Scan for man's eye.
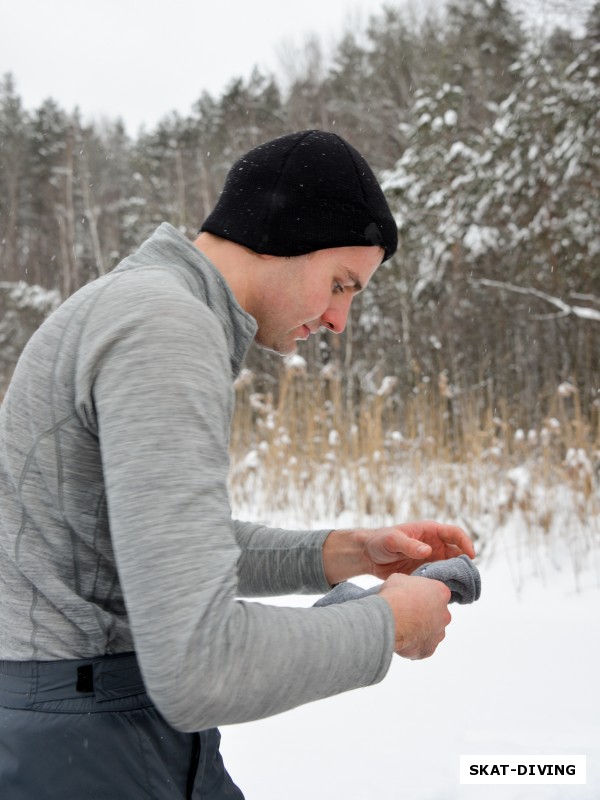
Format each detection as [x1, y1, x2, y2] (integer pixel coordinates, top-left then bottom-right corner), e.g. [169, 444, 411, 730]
[333, 282, 344, 294]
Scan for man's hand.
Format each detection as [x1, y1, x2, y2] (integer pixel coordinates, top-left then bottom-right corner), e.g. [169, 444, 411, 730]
[378, 573, 452, 659]
[361, 521, 475, 580]
[323, 520, 475, 586]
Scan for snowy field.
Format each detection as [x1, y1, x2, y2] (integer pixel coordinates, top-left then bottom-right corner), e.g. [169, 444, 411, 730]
[220, 506, 600, 800]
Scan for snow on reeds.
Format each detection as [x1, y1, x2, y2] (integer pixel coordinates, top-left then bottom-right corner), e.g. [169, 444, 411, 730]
[230, 361, 600, 589]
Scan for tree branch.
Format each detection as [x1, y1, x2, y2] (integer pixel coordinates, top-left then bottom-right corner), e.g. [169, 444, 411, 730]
[468, 278, 600, 322]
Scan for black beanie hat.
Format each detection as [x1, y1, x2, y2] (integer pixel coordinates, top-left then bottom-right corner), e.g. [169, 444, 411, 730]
[200, 130, 398, 262]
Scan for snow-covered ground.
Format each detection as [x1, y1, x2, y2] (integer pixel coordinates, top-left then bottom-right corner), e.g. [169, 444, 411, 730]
[220, 509, 600, 799]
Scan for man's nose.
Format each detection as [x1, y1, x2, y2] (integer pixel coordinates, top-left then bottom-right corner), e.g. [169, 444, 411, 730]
[320, 296, 352, 334]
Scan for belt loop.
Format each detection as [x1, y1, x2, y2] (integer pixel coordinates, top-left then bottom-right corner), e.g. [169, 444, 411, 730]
[31, 660, 40, 702]
[76, 664, 94, 693]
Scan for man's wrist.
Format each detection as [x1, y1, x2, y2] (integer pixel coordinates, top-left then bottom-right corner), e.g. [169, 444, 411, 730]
[322, 528, 371, 585]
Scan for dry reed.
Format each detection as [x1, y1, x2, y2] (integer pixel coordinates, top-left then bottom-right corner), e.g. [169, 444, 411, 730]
[229, 361, 599, 585]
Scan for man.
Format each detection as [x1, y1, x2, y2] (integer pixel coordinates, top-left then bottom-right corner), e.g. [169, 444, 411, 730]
[0, 130, 474, 798]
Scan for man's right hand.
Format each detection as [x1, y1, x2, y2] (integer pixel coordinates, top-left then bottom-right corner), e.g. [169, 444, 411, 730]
[378, 573, 452, 659]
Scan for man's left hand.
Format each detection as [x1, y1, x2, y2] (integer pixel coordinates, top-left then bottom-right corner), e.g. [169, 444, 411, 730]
[323, 520, 476, 585]
[362, 520, 475, 579]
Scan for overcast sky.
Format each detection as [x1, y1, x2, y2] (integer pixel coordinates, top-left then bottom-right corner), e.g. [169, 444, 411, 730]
[1, 0, 428, 135]
[1, 0, 589, 136]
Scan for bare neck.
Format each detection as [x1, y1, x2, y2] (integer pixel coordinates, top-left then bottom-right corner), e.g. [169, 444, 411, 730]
[193, 232, 254, 313]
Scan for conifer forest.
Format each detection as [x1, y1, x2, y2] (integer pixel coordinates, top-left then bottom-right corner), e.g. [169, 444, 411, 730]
[1, 0, 599, 449]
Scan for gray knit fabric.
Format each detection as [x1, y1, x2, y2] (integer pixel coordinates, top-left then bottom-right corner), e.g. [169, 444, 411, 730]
[314, 555, 481, 607]
[0, 223, 396, 733]
[412, 555, 481, 603]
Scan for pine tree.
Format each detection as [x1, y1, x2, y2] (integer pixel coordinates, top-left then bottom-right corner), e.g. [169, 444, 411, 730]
[442, 0, 524, 122]
[0, 74, 29, 281]
[382, 32, 600, 415]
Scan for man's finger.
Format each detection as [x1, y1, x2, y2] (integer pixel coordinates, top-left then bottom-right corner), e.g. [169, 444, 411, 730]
[438, 525, 476, 558]
[385, 532, 431, 558]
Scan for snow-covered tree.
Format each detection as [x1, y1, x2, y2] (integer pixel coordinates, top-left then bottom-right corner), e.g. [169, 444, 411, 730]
[382, 32, 599, 416]
[0, 74, 29, 280]
[0, 282, 60, 394]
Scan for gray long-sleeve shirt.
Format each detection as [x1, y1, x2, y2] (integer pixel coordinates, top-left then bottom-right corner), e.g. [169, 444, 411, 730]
[0, 223, 395, 732]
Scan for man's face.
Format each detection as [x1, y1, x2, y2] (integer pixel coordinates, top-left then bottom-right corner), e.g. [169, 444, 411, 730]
[248, 245, 384, 355]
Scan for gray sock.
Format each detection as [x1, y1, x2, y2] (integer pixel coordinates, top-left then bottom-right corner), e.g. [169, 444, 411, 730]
[314, 555, 481, 607]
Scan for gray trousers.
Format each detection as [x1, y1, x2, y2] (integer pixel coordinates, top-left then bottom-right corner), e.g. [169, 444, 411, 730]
[0, 652, 244, 800]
